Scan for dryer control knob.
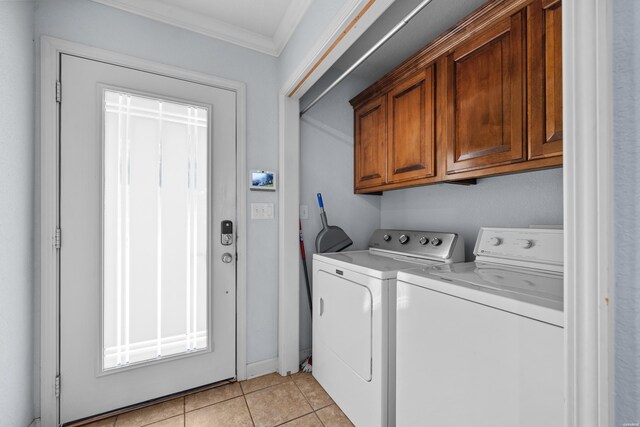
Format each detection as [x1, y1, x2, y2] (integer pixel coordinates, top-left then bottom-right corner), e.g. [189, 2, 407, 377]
[431, 238, 442, 246]
[517, 239, 533, 249]
[488, 237, 502, 246]
[419, 236, 428, 245]
[399, 234, 410, 244]
[383, 234, 391, 242]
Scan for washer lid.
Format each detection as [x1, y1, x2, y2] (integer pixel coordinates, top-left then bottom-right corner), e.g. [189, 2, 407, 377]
[397, 262, 563, 326]
[313, 250, 440, 279]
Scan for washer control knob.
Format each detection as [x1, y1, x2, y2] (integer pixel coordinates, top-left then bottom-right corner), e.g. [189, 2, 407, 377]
[488, 237, 502, 246]
[419, 236, 428, 245]
[398, 234, 410, 245]
[517, 239, 533, 249]
[431, 238, 442, 246]
[383, 234, 391, 242]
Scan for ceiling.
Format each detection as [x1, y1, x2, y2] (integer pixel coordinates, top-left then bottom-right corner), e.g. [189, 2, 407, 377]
[91, 0, 311, 56]
[332, 0, 488, 83]
[92, 0, 490, 79]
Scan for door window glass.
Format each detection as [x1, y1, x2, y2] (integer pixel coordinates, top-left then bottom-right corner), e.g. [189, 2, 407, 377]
[102, 90, 209, 370]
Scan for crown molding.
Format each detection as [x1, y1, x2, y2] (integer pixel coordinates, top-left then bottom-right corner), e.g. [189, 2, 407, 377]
[273, 0, 312, 56]
[91, 0, 311, 56]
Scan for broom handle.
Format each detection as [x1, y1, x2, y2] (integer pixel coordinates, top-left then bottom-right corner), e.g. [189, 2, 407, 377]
[317, 193, 329, 228]
[299, 220, 313, 314]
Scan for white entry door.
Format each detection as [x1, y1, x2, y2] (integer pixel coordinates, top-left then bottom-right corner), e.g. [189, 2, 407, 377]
[59, 54, 237, 423]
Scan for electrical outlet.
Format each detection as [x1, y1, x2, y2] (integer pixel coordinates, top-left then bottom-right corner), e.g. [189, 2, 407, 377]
[300, 205, 309, 220]
[251, 203, 274, 220]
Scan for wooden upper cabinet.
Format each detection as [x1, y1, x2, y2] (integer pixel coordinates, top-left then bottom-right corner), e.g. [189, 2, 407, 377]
[528, 0, 563, 159]
[387, 66, 436, 183]
[349, 0, 563, 193]
[445, 11, 526, 175]
[354, 95, 387, 190]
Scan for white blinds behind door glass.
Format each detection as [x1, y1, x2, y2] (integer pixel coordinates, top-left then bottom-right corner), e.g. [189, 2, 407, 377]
[102, 90, 209, 370]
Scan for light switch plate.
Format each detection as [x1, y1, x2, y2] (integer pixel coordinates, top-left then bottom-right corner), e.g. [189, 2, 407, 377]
[251, 203, 274, 220]
[300, 205, 309, 220]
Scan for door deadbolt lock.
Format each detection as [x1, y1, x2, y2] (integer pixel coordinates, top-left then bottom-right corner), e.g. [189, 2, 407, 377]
[221, 220, 233, 246]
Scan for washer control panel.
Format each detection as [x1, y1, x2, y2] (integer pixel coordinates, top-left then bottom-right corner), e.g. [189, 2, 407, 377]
[368, 229, 463, 262]
[474, 227, 563, 268]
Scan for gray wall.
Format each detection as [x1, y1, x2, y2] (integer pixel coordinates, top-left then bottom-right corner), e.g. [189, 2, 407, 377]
[34, 0, 280, 366]
[0, 1, 35, 426]
[299, 69, 381, 353]
[613, 0, 640, 423]
[381, 169, 564, 261]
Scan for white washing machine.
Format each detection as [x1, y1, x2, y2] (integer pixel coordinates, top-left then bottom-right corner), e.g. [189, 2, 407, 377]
[312, 229, 464, 427]
[395, 227, 564, 427]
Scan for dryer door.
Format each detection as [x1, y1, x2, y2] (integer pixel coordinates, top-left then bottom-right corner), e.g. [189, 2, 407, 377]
[315, 269, 373, 381]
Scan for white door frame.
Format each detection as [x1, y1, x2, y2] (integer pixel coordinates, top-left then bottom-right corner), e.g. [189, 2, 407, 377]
[278, 0, 615, 425]
[39, 36, 248, 426]
[276, 0, 397, 378]
[562, 0, 614, 426]
[277, 94, 301, 376]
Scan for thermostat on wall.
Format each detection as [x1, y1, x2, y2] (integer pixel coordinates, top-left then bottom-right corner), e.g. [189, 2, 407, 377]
[249, 170, 276, 191]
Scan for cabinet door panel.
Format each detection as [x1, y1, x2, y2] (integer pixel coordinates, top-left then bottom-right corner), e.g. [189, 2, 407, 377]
[446, 12, 526, 174]
[528, 0, 563, 159]
[387, 67, 436, 183]
[354, 96, 387, 189]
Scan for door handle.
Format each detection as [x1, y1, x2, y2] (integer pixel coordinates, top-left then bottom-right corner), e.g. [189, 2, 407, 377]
[221, 253, 233, 263]
[319, 298, 324, 317]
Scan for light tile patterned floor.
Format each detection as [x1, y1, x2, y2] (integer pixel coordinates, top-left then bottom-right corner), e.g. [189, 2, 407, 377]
[77, 373, 354, 427]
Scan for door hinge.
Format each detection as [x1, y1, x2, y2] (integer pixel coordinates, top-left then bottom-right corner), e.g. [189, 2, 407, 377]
[56, 81, 61, 103]
[54, 228, 61, 249]
[54, 375, 60, 398]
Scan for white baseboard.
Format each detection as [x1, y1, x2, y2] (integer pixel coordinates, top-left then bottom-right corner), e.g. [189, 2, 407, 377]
[245, 350, 311, 379]
[246, 357, 279, 379]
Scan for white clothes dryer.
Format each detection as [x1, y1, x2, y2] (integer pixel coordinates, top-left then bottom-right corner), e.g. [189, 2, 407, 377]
[395, 227, 564, 427]
[312, 229, 464, 427]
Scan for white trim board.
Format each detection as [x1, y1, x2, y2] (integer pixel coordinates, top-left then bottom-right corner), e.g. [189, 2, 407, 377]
[89, 0, 312, 57]
[563, 0, 614, 425]
[246, 358, 279, 380]
[301, 115, 353, 145]
[39, 36, 248, 426]
[277, 94, 301, 377]
[276, 0, 396, 381]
